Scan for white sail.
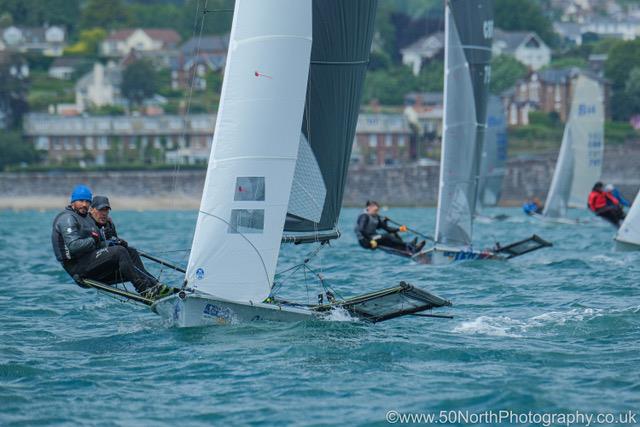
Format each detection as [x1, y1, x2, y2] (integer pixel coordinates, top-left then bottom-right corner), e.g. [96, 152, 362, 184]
[185, 0, 312, 303]
[543, 75, 604, 217]
[615, 191, 640, 247]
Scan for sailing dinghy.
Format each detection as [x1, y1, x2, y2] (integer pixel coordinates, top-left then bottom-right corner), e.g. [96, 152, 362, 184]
[405, 0, 551, 265]
[80, 0, 451, 326]
[475, 95, 509, 223]
[533, 74, 605, 225]
[614, 190, 640, 251]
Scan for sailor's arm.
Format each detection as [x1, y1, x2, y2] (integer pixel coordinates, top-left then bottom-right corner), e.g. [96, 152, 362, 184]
[380, 217, 399, 233]
[355, 214, 369, 240]
[57, 214, 97, 257]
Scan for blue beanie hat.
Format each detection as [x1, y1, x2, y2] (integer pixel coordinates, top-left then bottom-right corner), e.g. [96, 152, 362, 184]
[70, 184, 93, 203]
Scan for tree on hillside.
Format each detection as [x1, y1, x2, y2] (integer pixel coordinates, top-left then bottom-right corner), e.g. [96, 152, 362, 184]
[621, 67, 640, 119]
[0, 0, 81, 31]
[64, 28, 107, 57]
[490, 55, 528, 95]
[0, 131, 40, 170]
[0, 53, 29, 130]
[121, 60, 158, 107]
[80, 0, 130, 31]
[605, 39, 640, 120]
[494, 0, 557, 47]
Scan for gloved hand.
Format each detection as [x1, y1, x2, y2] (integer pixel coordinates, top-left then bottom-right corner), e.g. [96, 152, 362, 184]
[370, 240, 378, 249]
[399, 225, 408, 232]
[117, 238, 128, 248]
[90, 231, 100, 244]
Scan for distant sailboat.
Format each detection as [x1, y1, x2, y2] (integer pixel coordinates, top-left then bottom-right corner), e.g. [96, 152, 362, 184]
[614, 190, 640, 251]
[408, 0, 550, 264]
[475, 95, 509, 222]
[140, 0, 450, 326]
[536, 74, 605, 224]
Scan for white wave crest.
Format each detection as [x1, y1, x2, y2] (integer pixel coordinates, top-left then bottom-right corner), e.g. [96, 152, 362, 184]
[323, 307, 359, 322]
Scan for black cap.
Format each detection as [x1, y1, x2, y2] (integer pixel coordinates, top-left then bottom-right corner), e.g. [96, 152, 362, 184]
[91, 196, 111, 210]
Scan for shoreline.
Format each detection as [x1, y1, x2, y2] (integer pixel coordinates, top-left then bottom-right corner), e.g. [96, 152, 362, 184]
[0, 196, 524, 211]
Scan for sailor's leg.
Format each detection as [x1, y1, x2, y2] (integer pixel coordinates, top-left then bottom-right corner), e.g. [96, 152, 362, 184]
[77, 246, 156, 292]
[126, 247, 154, 278]
[597, 208, 620, 228]
[377, 233, 410, 252]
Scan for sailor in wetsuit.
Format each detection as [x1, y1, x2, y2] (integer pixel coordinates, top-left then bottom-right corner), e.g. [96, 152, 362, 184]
[51, 185, 172, 298]
[89, 195, 156, 288]
[588, 182, 625, 228]
[355, 200, 425, 255]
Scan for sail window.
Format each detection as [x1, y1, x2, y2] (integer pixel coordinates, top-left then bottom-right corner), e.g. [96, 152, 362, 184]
[228, 209, 264, 234]
[234, 177, 265, 201]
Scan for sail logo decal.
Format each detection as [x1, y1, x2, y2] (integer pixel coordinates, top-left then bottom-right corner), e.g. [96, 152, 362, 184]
[203, 303, 233, 321]
[195, 268, 205, 280]
[578, 104, 596, 116]
[254, 71, 272, 79]
[483, 20, 494, 39]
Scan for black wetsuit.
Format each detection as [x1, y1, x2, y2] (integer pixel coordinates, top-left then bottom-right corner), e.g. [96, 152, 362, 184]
[92, 216, 154, 288]
[52, 206, 156, 292]
[355, 213, 410, 253]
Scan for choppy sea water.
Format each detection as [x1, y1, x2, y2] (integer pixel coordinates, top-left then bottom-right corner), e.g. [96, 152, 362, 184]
[1, 207, 638, 426]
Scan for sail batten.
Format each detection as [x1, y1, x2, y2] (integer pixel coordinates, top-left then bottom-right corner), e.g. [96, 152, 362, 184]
[435, 0, 493, 247]
[185, 0, 313, 303]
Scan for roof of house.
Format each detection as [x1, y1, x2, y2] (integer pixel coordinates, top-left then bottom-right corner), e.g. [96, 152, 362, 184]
[181, 35, 230, 54]
[106, 28, 181, 44]
[50, 56, 85, 68]
[1, 26, 66, 44]
[404, 91, 443, 106]
[400, 32, 444, 55]
[493, 29, 548, 52]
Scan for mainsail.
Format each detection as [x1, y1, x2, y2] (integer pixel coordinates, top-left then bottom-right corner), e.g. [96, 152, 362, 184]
[477, 95, 508, 208]
[185, 0, 312, 303]
[543, 75, 604, 218]
[615, 190, 640, 247]
[435, 0, 493, 246]
[284, 0, 378, 234]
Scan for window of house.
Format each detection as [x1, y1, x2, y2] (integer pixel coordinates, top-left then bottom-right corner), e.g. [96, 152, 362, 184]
[368, 134, 377, 148]
[385, 134, 393, 147]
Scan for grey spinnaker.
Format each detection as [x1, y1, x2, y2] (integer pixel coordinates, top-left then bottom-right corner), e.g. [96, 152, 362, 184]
[435, 0, 493, 246]
[284, 0, 377, 233]
[478, 95, 508, 208]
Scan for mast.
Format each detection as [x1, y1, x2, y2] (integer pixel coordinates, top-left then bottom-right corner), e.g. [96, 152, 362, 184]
[185, 0, 312, 303]
[284, 0, 378, 236]
[435, 0, 493, 247]
[543, 74, 604, 217]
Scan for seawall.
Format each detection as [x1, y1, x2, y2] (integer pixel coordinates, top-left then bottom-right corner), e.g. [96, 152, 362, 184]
[1, 144, 638, 210]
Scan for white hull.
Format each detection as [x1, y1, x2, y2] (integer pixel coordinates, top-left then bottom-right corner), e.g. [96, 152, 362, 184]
[152, 291, 317, 327]
[411, 247, 503, 265]
[614, 238, 640, 252]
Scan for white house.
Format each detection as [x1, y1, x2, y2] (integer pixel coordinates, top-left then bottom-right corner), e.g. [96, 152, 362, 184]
[492, 29, 551, 71]
[581, 19, 640, 41]
[1, 26, 66, 56]
[75, 62, 123, 112]
[48, 57, 86, 80]
[400, 32, 444, 76]
[100, 28, 181, 57]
